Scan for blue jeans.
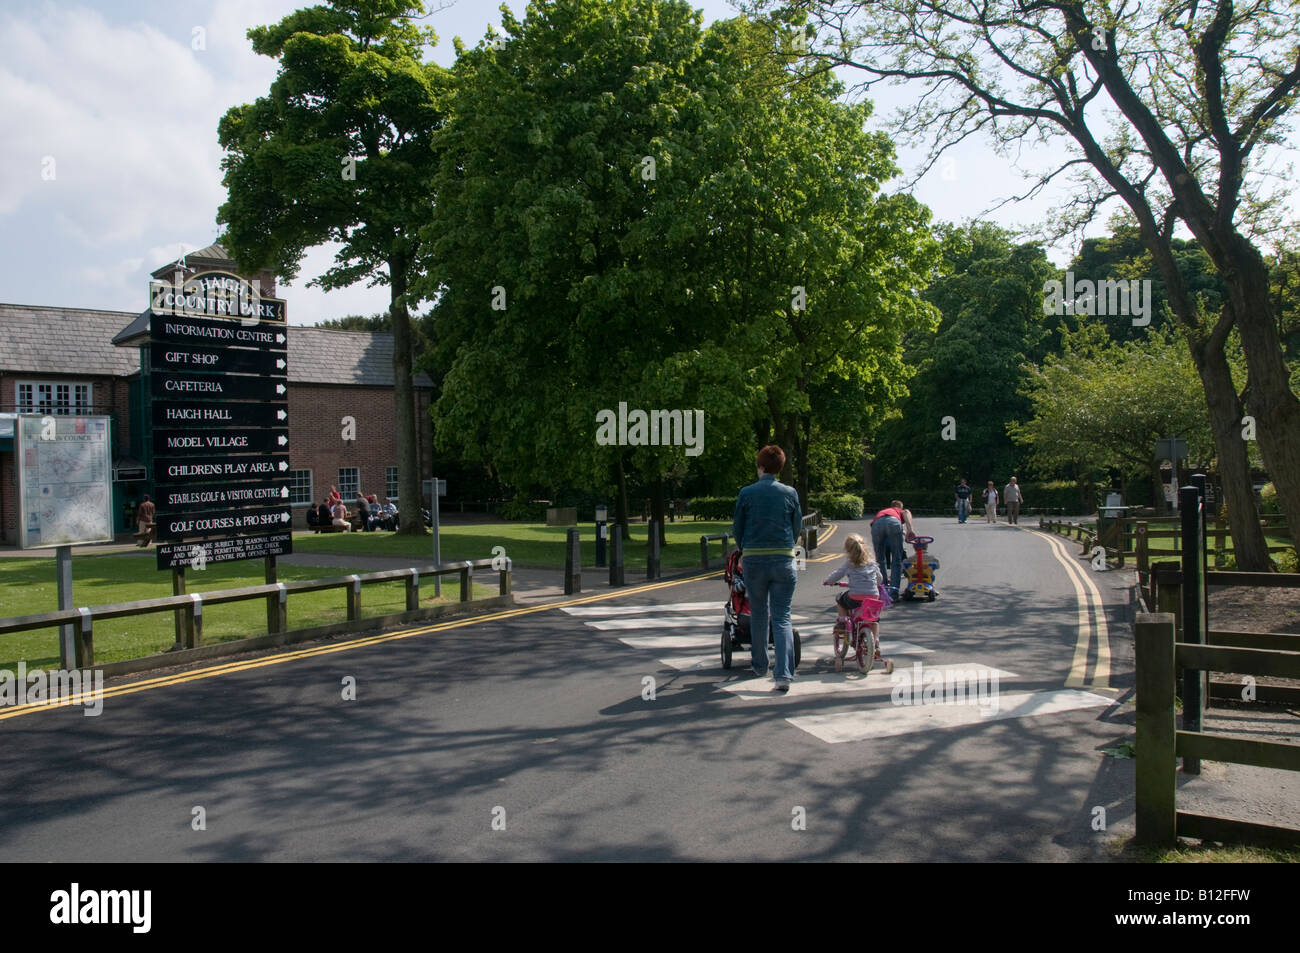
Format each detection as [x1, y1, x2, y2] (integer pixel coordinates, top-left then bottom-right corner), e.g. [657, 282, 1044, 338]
[956, 498, 970, 522]
[743, 555, 797, 681]
[871, 517, 905, 592]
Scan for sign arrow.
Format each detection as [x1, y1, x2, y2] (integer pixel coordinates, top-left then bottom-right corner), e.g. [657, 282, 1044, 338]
[275, 384, 286, 395]
[280, 486, 289, 498]
[277, 409, 287, 421]
[277, 435, 289, 446]
[278, 461, 288, 471]
[276, 333, 286, 344]
[276, 359, 286, 369]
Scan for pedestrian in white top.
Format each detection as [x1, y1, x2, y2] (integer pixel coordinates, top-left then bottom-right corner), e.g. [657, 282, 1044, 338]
[982, 481, 999, 522]
[1003, 477, 1024, 524]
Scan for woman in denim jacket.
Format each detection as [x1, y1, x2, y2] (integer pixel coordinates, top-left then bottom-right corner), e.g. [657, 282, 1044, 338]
[732, 445, 803, 691]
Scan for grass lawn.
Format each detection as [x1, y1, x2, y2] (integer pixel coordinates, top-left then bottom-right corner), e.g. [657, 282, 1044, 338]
[290, 520, 741, 569]
[0, 553, 499, 672]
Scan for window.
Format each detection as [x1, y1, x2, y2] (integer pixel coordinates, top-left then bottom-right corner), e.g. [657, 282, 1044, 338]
[386, 467, 398, 500]
[16, 381, 92, 415]
[337, 467, 360, 499]
[289, 469, 313, 505]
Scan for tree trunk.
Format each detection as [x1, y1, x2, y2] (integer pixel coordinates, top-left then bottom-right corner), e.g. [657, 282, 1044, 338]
[1224, 256, 1300, 557]
[1193, 334, 1271, 570]
[389, 253, 426, 536]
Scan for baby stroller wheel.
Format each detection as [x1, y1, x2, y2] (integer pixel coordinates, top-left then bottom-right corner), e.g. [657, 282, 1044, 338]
[720, 626, 733, 669]
[793, 627, 802, 669]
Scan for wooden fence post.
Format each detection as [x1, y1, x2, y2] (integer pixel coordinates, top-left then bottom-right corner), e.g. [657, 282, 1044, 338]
[264, 556, 278, 634]
[609, 528, 625, 587]
[189, 593, 203, 647]
[346, 575, 361, 621]
[77, 607, 94, 668]
[406, 568, 420, 611]
[1136, 521, 1149, 578]
[460, 562, 472, 602]
[1135, 612, 1177, 845]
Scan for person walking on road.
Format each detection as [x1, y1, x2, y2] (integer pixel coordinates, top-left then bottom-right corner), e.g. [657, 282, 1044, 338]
[732, 445, 803, 692]
[955, 479, 972, 524]
[982, 481, 999, 523]
[871, 499, 915, 599]
[1003, 477, 1024, 524]
[135, 494, 156, 547]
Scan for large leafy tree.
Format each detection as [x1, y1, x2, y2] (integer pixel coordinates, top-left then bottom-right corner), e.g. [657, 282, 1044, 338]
[759, 0, 1300, 568]
[217, 0, 449, 534]
[1010, 323, 1216, 509]
[875, 223, 1057, 489]
[423, 2, 935, 527]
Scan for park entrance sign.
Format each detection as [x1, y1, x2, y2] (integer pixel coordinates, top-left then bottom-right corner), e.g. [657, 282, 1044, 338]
[148, 270, 292, 571]
[15, 415, 113, 548]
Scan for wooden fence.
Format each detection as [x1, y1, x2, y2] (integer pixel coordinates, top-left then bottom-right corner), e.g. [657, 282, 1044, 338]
[0, 559, 510, 672]
[1041, 513, 1290, 572]
[1134, 480, 1300, 847]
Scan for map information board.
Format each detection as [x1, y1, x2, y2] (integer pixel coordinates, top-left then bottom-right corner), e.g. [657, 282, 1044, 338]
[16, 415, 114, 548]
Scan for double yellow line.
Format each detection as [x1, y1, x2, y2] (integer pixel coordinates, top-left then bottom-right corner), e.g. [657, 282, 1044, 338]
[1, 525, 842, 722]
[1030, 526, 1112, 689]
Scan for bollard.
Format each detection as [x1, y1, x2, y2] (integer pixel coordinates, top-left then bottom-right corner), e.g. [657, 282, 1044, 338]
[460, 561, 473, 602]
[347, 575, 362, 621]
[700, 535, 710, 569]
[647, 521, 661, 580]
[609, 526, 625, 587]
[499, 558, 513, 596]
[565, 528, 581, 594]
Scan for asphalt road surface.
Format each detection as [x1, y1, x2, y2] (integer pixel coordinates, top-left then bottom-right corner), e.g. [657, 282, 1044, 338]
[0, 516, 1139, 861]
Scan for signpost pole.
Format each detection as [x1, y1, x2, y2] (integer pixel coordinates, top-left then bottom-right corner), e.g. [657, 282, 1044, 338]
[55, 545, 76, 669]
[432, 476, 441, 598]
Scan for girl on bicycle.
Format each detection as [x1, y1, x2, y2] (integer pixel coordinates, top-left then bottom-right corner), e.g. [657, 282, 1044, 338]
[823, 533, 885, 646]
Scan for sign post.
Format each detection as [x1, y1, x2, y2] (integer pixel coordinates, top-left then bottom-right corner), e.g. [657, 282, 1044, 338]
[425, 478, 447, 596]
[148, 271, 292, 575]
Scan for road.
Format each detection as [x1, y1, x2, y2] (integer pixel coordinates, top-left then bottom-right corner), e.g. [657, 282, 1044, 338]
[0, 516, 1140, 861]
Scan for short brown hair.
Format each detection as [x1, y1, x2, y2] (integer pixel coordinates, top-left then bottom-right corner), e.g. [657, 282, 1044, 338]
[891, 499, 904, 509]
[757, 445, 785, 474]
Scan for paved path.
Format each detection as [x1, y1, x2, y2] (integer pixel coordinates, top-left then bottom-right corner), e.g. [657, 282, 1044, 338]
[0, 517, 1143, 861]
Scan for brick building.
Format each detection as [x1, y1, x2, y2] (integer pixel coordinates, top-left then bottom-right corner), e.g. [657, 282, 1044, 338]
[0, 244, 433, 544]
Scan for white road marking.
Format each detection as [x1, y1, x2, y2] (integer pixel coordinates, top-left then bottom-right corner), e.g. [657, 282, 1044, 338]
[787, 689, 1114, 743]
[719, 663, 1019, 699]
[560, 602, 721, 617]
[583, 614, 808, 631]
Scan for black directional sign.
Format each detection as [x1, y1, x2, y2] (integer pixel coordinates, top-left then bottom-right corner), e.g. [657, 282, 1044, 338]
[153, 401, 287, 430]
[152, 372, 289, 403]
[154, 454, 290, 486]
[149, 314, 287, 351]
[157, 482, 291, 514]
[153, 428, 289, 457]
[150, 342, 289, 376]
[157, 531, 293, 571]
[155, 505, 294, 543]
[149, 273, 292, 564]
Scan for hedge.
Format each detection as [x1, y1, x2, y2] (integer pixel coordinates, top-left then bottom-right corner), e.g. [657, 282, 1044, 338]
[687, 493, 863, 521]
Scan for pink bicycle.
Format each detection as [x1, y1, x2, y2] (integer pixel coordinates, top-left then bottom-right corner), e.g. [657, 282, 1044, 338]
[828, 582, 894, 674]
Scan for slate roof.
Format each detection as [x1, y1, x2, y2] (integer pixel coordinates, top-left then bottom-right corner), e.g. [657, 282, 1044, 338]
[0, 304, 141, 377]
[0, 303, 431, 388]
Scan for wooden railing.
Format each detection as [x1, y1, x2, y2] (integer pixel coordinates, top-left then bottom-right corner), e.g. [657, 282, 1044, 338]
[0, 559, 510, 669]
[1135, 610, 1300, 847]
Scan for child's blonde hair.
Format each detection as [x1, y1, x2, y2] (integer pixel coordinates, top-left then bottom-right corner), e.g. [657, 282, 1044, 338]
[844, 533, 873, 568]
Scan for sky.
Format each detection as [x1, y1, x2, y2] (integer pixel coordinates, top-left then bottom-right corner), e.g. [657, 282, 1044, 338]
[1, 0, 1294, 326]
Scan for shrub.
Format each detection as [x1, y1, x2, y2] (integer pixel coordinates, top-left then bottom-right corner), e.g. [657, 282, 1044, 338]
[1258, 482, 1281, 515]
[497, 498, 548, 521]
[808, 493, 865, 519]
[686, 496, 735, 521]
[1273, 548, 1298, 574]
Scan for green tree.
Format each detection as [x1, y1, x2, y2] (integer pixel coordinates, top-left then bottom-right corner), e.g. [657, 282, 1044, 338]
[217, 0, 449, 534]
[1010, 323, 1215, 508]
[761, 0, 1300, 568]
[422, 3, 935, 529]
[875, 223, 1056, 490]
